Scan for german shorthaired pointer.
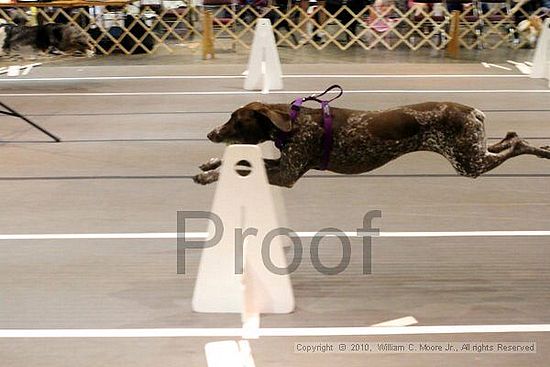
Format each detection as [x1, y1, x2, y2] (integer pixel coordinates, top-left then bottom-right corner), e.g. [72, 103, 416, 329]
[194, 101, 550, 188]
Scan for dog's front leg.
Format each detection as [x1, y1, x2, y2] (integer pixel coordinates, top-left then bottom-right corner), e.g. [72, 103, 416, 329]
[194, 155, 304, 186]
[195, 158, 280, 185]
[193, 169, 220, 185]
[265, 149, 309, 188]
[201, 158, 277, 172]
[265, 168, 300, 188]
[199, 157, 222, 171]
[264, 158, 280, 171]
[266, 165, 309, 188]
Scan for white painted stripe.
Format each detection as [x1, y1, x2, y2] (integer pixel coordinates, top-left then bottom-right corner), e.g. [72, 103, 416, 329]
[0, 232, 177, 240]
[0, 74, 526, 82]
[0, 90, 548, 97]
[1, 230, 550, 240]
[372, 316, 418, 327]
[283, 74, 526, 79]
[376, 230, 550, 238]
[507, 60, 532, 75]
[483, 63, 513, 71]
[21, 63, 42, 77]
[1, 324, 549, 338]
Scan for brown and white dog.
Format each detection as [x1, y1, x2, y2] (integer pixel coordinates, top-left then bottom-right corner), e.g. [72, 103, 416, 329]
[0, 18, 94, 57]
[194, 101, 550, 188]
[518, 15, 543, 48]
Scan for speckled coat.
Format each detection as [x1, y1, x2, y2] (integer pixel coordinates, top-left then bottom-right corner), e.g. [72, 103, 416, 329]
[195, 101, 550, 188]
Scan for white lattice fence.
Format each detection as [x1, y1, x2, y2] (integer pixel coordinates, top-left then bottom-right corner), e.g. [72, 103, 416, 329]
[0, 4, 547, 55]
[0, 5, 200, 55]
[199, 4, 453, 50]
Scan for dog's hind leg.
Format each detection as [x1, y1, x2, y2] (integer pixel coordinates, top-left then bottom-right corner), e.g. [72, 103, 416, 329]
[488, 131, 519, 153]
[516, 140, 550, 159]
[451, 138, 550, 178]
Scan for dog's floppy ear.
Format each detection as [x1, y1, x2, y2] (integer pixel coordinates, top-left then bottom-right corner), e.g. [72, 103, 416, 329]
[246, 102, 292, 132]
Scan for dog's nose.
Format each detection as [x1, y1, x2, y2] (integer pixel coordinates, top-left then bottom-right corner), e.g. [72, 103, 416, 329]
[207, 130, 220, 142]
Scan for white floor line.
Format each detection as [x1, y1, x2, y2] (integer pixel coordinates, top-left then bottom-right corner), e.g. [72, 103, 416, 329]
[0, 90, 548, 97]
[1, 324, 549, 338]
[0, 74, 526, 82]
[1, 230, 550, 241]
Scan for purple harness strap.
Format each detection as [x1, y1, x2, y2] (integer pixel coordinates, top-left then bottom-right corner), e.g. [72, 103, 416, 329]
[289, 98, 303, 122]
[277, 85, 342, 171]
[320, 101, 333, 171]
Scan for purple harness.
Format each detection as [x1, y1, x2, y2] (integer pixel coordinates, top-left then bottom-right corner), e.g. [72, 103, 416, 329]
[276, 85, 343, 171]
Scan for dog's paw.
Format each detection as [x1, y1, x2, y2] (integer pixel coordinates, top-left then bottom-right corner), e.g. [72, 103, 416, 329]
[536, 146, 550, 159]
[193, 173, 208, 185]
[199, 158, 222, 171]
[49, 48, 66, 56]
[504, 131, 519, 140]
[193, 170, 219, 185]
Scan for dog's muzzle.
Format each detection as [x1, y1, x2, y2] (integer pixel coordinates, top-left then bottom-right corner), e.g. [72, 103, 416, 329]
[207, 130, 222, 143]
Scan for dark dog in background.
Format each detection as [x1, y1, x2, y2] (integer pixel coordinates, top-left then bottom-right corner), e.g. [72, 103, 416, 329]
[194, 101, 550, 188]
[0, 16, 93, 57]
[264, 1, 299, 45]
[238, 0, 298, 45]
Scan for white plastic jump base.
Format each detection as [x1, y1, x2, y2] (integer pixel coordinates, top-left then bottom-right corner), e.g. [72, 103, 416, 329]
[530, 18, 550, 81]
[243, 18, 283, 92]
[192, 145, 294, 314]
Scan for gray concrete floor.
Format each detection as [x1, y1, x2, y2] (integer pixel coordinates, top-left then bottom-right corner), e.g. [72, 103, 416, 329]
[51, 47, 534, 67]
[0, 62, 549, 367]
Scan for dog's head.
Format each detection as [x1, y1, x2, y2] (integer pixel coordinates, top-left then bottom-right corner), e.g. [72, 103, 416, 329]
[518, 16, 543, 35]
[207, 102, 291, 144]
[49, 24, 94, 56]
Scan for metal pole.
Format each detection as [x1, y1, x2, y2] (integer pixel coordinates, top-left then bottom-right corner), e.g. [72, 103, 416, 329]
[0, 101, 61, 142]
